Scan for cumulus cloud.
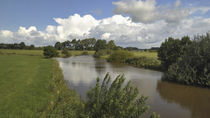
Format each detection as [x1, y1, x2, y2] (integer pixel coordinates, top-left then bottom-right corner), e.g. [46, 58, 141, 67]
[0, 9, 210, 48]
[113, 0, 210, 23]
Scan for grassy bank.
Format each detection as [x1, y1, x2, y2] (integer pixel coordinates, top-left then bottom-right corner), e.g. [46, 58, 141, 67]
[0, 53, 82, 117]
[96, 50, 161, 70]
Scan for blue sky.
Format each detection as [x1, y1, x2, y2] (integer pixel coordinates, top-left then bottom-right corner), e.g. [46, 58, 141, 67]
[0, 0, 118, 31]
[1, 0, 209, 31]
[0, 0, 210, 48]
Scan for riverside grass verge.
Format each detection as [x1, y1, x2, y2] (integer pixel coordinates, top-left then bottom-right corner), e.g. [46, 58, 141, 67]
[96, 50, 161, 70]
[0, 53, 82, 118]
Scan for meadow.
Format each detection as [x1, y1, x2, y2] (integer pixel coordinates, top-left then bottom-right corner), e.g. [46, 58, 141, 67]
[0, 49, 95, 57]
[0, 50, 82, 117]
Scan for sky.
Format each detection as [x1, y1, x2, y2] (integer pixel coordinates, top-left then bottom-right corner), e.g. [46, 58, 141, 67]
[0, 0, 210, 48]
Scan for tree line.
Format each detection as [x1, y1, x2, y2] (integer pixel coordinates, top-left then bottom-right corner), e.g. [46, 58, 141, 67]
[158, 33, 210, 87]
[54, 38, 121, 51]
[0, 42, 36, 50]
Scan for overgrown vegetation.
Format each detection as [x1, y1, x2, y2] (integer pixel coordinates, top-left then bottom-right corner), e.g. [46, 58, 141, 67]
[46, 60, 83, 118]
[82, 73, 160, 118]
[43, 46, 59, 58]
[159, 33, 210, 87]
[158, 36, 192, 70]
[62, 48, 71, 57]
[108, 50, 134, 63]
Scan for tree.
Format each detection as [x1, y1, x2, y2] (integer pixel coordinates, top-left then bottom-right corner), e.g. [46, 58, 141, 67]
[94, 39, 107, 51]
[107, 40, 116, 50]
[82, 73, 160, 118]
[54, 42, 63, 50]
[19, 42, 26, 49]
[158, 36, 191, 70]
[164, 34, 210, 87]
[43, 46, 58, 58]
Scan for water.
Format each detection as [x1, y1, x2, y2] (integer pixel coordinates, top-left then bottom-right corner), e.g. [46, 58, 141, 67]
[57, 55, 210, 118]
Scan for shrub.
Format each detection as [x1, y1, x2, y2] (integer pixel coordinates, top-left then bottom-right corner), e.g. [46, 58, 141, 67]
[43, 46, 58, 58]
[62, 48, 71, 57]
[82, 73, 160, 118]
[126, 56, 160, 69]
[94, 50, 107, 58]
[158, 36, 191, 70]
[108, 50, 134, 63]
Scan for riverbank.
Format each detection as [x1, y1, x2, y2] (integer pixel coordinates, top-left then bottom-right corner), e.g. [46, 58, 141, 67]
[96, 50, 162, 71]
[0, 52, 82, 117]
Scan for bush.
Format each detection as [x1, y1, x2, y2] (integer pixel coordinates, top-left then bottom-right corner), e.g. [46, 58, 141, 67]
[158, 36, 191, 70]
[108, 50, 134, 63]
[126, 56, 160, 69]
[82, 73, 157, 118]
[62, 48, 71, 57]
[164, 34, 210, 87]
[43, 46, 58, 58]
[94, 50, 107, 58]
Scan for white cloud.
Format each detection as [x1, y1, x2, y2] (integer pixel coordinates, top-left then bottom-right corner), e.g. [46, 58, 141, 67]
[0, 12, 210, 48]
[113, 0, 157, 23]
[112, 0, 210, 23]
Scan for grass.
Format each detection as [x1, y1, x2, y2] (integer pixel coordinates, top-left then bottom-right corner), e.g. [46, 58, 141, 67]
[0, 55, 53, 117]
[0, 52, 82, 118]
[0, 49, 95, 57]
[133, 51, 158, 59]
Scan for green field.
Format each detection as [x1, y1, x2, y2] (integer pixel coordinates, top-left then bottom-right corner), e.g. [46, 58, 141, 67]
[0, 52, 82, 117]
[0, 49, 95, 57]
[133, 51, 158, 59]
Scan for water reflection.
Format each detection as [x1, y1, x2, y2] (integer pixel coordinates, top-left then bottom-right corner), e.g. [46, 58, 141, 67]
[157, 81, 210, 118]
[57, 55, 210, 118]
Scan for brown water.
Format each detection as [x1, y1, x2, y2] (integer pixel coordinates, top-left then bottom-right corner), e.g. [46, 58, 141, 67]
[57, 55, 210, 118]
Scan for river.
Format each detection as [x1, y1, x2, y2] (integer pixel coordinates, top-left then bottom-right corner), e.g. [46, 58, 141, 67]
[57, 55, 210, 118]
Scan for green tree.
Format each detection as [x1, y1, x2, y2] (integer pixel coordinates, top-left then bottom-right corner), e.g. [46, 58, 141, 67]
[43, 46, 58, 58]
[158, 36, 191, 70]
[94, 39, 107, 51]
[107, 40, 116, 50]
[19, 42, 26, 49]
[164, 34, 210, 87]
[82, 73, 155, 118]
[54, 42, 63, 50]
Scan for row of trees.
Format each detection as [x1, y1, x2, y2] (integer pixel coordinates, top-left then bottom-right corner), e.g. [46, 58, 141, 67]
[0, 42, 35, 50]
[158, 33, 210, 87]
[54, 38, 119, 51]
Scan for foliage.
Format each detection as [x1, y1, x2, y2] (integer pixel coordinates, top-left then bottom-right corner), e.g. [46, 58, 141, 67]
[82, 73, 150, 118]
[94, 50, 109, 58]
[62, 48, 71, 57]
[158, 36, 191, 70]
[54, 38, 96, 50]
[43, 46, 59, 58]
[0, 42, 36, 50]
[126, 56, 160, 69]
[164, 34, 210, 87]
[107, 40, 116, 50]
[94, 39, 107, 51]
[108, 50, 134, 63]
[47, 60, 83, 118]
